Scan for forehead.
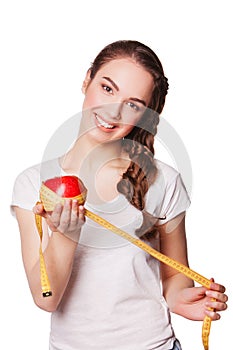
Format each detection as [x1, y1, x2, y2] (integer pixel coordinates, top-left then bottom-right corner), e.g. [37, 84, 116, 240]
[94, 58, 154, 102]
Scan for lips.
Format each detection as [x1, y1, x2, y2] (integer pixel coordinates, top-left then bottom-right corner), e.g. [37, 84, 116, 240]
[95, 114, 116, 130]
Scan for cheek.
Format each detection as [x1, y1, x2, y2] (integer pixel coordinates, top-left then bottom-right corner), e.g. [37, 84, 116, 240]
[121, 112, 143, 131]
[121, 124, 135, 136]
[83, 86, 102, 110]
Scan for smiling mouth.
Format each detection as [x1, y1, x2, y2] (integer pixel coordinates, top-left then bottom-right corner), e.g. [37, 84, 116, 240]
[95, 114, 116, 129]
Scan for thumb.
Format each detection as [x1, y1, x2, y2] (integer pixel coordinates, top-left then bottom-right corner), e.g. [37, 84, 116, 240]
[33, 202, 46, 216]
[184, 286, 207, 302]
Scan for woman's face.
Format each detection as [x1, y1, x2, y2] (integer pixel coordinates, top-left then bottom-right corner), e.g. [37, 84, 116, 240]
[80, 58, 154, 143]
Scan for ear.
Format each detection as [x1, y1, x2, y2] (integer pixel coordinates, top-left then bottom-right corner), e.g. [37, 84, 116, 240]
[82, 69, 92, 94]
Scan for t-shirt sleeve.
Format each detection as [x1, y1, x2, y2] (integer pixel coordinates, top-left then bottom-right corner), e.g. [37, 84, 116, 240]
[11, 166, 41, 216]
[145, 161, 191, 226]
[157, 172, 191, 225]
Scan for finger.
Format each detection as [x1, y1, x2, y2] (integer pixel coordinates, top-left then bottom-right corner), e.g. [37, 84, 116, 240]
[204, 309, 221, 321]
[209, 279, 226, 293]
[78, 205, 85, 223]
[205, 299, 228, 311]
[58, 199, 72, 232]
[70, 202, 85, 229]
[206, 290, 228, 303]
[70, 200, 79, 225]
[50, 202, 63, 227]
[69, 200, 84, 230]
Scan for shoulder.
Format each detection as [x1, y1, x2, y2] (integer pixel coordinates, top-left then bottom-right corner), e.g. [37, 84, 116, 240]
[145, 159, 191, 223]
[11, 158, 61, 213]
[154, 159, 181, 187]
[14, 158, 61, 186]
[147, 159, 183, 201]
[15, 157, 61, 183]
[14, 162, 41, 191]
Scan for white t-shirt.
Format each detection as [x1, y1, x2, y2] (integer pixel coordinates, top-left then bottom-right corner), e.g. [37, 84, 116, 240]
[11, 158, 190, 350]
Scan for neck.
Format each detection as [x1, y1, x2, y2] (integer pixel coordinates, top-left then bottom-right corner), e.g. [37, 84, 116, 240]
[60, 133, 126, 175]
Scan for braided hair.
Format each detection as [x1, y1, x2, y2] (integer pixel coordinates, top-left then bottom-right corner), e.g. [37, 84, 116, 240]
[89, 40, 169, 218]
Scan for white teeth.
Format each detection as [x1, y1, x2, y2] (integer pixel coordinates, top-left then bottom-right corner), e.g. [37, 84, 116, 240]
[96, 115, 114, 129]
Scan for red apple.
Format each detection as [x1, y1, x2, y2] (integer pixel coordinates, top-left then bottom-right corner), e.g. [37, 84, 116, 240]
[44, 176, 86, 198]
[40, 175, 87, 211]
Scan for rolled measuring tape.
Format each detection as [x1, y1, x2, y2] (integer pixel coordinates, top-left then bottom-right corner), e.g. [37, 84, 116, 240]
[35, 175, 213, 350]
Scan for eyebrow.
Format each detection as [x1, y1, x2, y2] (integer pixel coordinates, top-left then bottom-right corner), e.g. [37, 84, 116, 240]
[102, 77, 119, 91]
[102, 76, 147, 106]
[129, 97, 146, 107]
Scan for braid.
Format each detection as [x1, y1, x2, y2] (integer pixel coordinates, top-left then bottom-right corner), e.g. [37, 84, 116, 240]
[117, 145, 156, 211]
[117, 110, 159, 211]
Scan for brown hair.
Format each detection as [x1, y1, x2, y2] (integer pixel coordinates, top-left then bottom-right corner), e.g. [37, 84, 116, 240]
[89, 40, 169, 222]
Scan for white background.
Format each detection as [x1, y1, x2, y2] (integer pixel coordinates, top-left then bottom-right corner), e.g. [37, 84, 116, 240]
[0, 1, 232, 349]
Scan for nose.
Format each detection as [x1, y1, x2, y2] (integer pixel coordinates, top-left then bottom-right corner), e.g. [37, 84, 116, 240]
[104, 102, 122, 120]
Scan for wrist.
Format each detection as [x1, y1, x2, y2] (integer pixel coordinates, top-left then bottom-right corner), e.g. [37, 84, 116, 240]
[63, 229, 81, 243]
[51, 229, 80, 245]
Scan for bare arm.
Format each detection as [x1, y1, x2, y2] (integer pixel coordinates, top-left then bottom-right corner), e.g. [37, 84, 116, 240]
[158, 213, 228, 321]
[14, 200, 85, 312]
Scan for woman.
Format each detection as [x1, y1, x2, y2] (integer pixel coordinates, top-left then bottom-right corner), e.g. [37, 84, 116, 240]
[11, 40, 228, 350]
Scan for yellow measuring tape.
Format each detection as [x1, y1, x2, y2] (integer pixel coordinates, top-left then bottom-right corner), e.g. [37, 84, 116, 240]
[85, 209, 212, 350]
[35, 211, 52, 297]
[35, 184, 214, 350]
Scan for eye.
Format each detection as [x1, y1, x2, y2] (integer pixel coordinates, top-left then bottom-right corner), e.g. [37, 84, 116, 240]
[102, 84, 113, 94]
[126, 101, 140, 112]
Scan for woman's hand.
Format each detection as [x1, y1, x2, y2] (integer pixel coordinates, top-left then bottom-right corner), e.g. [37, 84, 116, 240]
[33, 200, 85, 242]
[173, 278, 228, 321]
